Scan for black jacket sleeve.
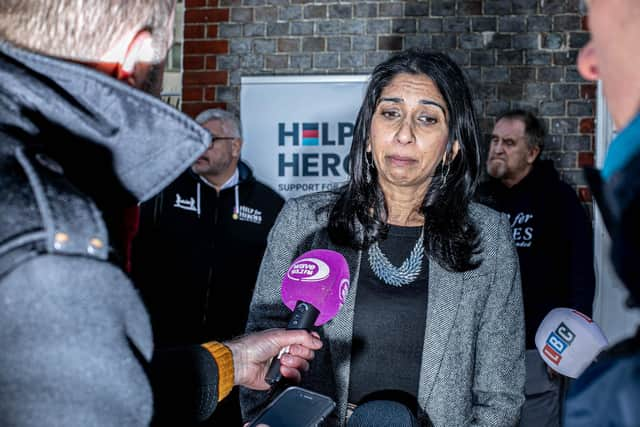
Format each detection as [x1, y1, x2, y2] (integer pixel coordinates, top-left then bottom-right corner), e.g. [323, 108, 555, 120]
[149, 345, 220, 425]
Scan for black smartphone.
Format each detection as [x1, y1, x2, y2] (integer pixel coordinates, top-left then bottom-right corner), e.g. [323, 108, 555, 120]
[247, 386, 336, 427]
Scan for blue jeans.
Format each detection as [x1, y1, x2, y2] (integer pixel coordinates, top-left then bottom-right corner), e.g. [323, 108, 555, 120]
[346, 400, 420, 427]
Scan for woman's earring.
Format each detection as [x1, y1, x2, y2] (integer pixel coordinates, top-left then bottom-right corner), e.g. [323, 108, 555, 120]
[365, 152, 374, 183]
[441, 155, 450, 188]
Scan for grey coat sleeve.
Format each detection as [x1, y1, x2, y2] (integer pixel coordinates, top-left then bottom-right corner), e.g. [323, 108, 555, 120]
[0, 254, 154, 427]
[471, 214, 526, 426]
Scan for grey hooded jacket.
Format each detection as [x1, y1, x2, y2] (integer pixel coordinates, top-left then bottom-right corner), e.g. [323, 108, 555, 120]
[241, 191, 525, 427]
[0, 41, 214, 426]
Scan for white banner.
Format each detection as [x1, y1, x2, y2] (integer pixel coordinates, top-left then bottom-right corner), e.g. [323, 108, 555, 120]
[240, 75, 369, 199]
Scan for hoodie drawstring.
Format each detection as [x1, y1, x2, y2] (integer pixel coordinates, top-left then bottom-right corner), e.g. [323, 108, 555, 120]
[196, 182, 201, 218]
[233, 184, 239, 220]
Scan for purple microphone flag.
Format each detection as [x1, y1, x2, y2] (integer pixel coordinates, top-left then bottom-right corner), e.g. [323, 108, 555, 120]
[281, 249, 350, 326]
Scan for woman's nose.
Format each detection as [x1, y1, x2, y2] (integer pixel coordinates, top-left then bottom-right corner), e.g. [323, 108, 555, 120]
[395, 119, 414, 145]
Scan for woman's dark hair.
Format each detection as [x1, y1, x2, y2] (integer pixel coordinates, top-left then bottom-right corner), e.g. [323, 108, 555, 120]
[328, 49, 481, 272]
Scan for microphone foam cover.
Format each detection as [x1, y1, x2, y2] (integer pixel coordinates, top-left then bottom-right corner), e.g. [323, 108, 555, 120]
[281, 249, 350, 326]
[535, 308, 609, 378]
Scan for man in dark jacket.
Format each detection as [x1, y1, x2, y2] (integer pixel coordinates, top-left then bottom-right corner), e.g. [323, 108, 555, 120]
[476, 110, 595, 427]
[132, 108, 284, 425]
[562, 1, 640, 424]
[0, 2, 321, 426]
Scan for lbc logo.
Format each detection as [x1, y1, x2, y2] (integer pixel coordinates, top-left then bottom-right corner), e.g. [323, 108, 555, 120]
[542, 323, 576, 365]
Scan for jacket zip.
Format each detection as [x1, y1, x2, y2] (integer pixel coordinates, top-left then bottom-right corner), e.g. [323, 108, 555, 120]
[201, 190, 221, 329]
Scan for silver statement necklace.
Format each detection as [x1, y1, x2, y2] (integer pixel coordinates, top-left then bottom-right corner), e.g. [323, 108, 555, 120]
[367, 229, 424, 287]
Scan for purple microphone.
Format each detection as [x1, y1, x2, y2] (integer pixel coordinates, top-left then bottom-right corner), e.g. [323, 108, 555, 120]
[265, 249, 350, 385]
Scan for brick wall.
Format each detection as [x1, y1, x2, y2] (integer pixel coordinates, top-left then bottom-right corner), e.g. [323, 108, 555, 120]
[181, 0, 230, 117]
[182, 0, 594, 204]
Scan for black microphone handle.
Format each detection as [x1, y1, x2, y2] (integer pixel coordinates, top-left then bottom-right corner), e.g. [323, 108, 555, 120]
[264, 301, 320, 386]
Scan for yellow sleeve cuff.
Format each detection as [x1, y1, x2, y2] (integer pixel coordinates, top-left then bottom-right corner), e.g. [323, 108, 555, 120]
[202, 341, 234, 402]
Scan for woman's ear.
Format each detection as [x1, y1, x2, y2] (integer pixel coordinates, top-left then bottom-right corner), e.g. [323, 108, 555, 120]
[450, 140, 460, 160]
[443, 140, 460, 163]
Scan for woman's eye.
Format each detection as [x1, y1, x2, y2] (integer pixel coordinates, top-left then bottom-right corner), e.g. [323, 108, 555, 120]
[418, 115, 437, 124]
[381, 110, 400, 119]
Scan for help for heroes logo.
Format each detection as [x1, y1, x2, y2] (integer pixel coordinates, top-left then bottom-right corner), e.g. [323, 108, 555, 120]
[277, 122, 354, 177]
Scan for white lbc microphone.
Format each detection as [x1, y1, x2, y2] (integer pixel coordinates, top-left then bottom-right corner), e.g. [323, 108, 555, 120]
[535, 308, 609, 378]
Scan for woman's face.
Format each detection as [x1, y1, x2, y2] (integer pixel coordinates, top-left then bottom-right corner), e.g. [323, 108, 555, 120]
[368, 72, 456, 195]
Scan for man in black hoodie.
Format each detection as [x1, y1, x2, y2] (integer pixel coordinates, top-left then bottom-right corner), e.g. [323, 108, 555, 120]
[476, 110, 595, 427]
[132, 108, 284, 426]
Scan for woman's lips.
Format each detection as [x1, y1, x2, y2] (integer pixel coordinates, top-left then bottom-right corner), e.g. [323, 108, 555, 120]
[387, 155, 417, 166]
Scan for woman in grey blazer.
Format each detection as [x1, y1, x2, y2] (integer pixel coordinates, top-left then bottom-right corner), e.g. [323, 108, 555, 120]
[241, 49, 525, 427]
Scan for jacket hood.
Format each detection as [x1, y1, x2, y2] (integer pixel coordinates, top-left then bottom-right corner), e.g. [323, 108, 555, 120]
[0, 41, 211, 203]
[527, 159, 560, 185]
[236, 160, 255, 185]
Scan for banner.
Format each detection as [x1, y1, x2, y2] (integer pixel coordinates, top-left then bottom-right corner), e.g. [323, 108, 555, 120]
[240, 75, 369, 199]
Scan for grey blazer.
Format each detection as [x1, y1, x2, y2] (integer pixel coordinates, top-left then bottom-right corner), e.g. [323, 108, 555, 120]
[241, 191, 525, 427]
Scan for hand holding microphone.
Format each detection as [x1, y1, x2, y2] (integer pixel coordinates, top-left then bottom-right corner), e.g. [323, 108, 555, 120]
[265, 249, 350, 385]
[224, 328, 323, 391]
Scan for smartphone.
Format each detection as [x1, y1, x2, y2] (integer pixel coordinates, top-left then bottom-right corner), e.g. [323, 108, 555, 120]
[247, 386, 336, 427]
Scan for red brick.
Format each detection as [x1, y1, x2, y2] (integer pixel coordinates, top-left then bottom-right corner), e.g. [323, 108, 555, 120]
[185, 0, 207, 7]
[578, 152, 594, 167]
[183, 70, 228, 86]
[185, 9, 229, 24]
[578, 186, 592, 202]
[206, 56, 217, 70]
[184, 24, 205, 39]
[181, 102, 227, 118]
[204, 87, 216, 101]
[182, 87, 204, 102]
[378, 35, 403, 51]
[207, 24, 219, 38]
[183, 55, 205, 70]
[581, 84, 596, 100]
[580, 118, 594, 134]
[183, 40, 228, 55]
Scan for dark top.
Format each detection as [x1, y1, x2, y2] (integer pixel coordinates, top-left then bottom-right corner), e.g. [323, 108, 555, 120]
[132, 163, 284, 346]
[132, 164, 284, 426]
[348, 225, 428, 406]
[476, 160, 595, 348]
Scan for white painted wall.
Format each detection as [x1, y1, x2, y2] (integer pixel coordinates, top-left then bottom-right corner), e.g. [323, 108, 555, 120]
[593, 81, 640, 345]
